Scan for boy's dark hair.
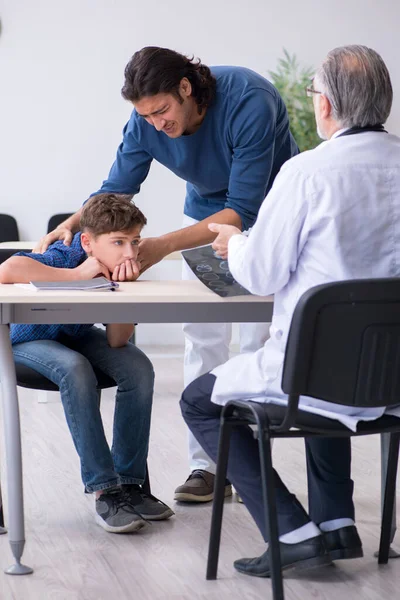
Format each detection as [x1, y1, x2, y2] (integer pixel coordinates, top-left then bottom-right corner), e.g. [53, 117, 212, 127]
[121, 47, 216, 114]
[80, 193, 147, 237]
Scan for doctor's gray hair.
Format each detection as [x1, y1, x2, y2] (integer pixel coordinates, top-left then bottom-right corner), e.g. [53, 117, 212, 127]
[315, 45, 393, 128]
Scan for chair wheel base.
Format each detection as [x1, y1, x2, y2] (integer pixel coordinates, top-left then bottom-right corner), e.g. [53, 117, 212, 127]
[5, 563, 33, 575]
[374, 546, 400, 559]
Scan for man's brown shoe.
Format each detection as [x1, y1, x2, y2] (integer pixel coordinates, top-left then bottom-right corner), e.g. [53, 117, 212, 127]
[174, 470, 232, 502]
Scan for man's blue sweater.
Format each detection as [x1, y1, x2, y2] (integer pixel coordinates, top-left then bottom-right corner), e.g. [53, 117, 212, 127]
[93, 66, 298, 230]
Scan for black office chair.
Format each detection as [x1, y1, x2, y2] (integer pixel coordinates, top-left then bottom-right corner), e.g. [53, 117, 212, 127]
[207, 279, 400, 600]
[0, 248, 32, 263]
[47, 213, 73, 234]
[0, 214, 19, 242]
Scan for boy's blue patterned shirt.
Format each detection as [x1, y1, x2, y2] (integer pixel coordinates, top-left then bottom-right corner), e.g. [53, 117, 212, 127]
[10, 233, 95, 345]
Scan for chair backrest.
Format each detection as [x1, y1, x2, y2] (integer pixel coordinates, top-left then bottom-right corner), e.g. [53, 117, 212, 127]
[0, 248, 29, 263]
[0, 214, 19, 242]
[47, 213, 73, 234]
[282, 279, 400, 409]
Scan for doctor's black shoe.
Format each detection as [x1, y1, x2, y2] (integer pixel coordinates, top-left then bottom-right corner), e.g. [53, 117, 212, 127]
[323, 526, 363, 560]
[95, 488, 146, 533]
[233, 535, 332, 578]
[174, 470, 232, 502]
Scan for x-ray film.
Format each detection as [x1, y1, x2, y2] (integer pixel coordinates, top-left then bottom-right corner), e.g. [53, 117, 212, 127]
[181, 245, 252, 298]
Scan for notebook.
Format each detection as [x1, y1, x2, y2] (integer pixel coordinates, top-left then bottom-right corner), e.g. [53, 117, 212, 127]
[26, 277, 119, 291]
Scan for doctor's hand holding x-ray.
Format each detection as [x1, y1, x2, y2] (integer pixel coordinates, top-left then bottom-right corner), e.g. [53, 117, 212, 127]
[208, 223, 241, 259]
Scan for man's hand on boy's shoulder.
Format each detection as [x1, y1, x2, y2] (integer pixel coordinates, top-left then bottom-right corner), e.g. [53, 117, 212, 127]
[111, 259, 140, 282]
[33, 225, 74, 254]
[74, 257, 111, 280]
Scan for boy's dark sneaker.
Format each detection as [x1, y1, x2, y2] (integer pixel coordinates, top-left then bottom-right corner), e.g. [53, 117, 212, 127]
[95, 488, 146, 533]
[123, 484, 174, 520]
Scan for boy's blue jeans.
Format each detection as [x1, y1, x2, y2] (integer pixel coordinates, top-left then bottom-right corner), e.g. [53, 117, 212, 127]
[13, 327, 154, 492]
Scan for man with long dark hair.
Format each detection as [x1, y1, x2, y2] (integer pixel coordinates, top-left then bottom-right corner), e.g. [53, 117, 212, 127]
[37, 47, 298, 502]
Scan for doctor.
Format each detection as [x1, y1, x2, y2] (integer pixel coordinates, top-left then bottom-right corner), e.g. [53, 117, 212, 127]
[181, 45, 400, 577]
[36, 47, 298, 502]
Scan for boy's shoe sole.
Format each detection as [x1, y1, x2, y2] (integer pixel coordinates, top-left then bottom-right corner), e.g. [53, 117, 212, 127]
[139, 507, 175, 520]
[95, 513, 146, 533]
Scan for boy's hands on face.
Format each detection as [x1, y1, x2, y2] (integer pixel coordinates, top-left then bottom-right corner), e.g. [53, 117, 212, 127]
[75, 256, 111, 280]
[111, 259, 140, 282]
[74, 257, 139, 282]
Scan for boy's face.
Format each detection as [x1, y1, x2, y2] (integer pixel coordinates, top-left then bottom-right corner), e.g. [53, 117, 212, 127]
[80, 226, 142, 272]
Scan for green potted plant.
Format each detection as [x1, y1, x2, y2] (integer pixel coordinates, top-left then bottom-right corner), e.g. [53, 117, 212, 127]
[269, 49, 321, 152]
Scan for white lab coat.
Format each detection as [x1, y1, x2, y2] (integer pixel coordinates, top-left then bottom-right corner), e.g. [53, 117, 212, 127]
[211, 131, 400, 430]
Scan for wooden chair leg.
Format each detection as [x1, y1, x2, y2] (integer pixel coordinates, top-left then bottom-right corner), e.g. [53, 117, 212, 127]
[258, 430, 284, 600]
[379, 432, 400, 564]
[206, 419, 232, 580]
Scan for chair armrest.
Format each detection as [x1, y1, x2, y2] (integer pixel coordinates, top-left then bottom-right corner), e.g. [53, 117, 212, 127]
[222, 396, 300, 433]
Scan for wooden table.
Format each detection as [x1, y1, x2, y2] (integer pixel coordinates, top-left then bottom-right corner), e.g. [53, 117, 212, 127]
[0, 242, 36, 250]
[0, 280, 273, 574]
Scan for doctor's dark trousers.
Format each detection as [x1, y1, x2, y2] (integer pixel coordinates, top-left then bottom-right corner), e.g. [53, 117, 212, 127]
[180, 373, 355, 539]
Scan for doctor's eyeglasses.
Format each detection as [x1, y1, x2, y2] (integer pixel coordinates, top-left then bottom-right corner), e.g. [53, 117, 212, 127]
[305, 86, 322, 98]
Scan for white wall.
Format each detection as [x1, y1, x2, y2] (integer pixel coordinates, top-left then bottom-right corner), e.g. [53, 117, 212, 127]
[0, 0, 399, 344]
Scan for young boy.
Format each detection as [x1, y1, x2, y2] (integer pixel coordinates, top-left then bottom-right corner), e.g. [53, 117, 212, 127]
[0, 193, 173, 533]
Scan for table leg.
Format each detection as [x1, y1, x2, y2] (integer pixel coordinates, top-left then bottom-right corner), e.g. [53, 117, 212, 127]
[0, 482, 7, 533]
[0, 325, 33, 574]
